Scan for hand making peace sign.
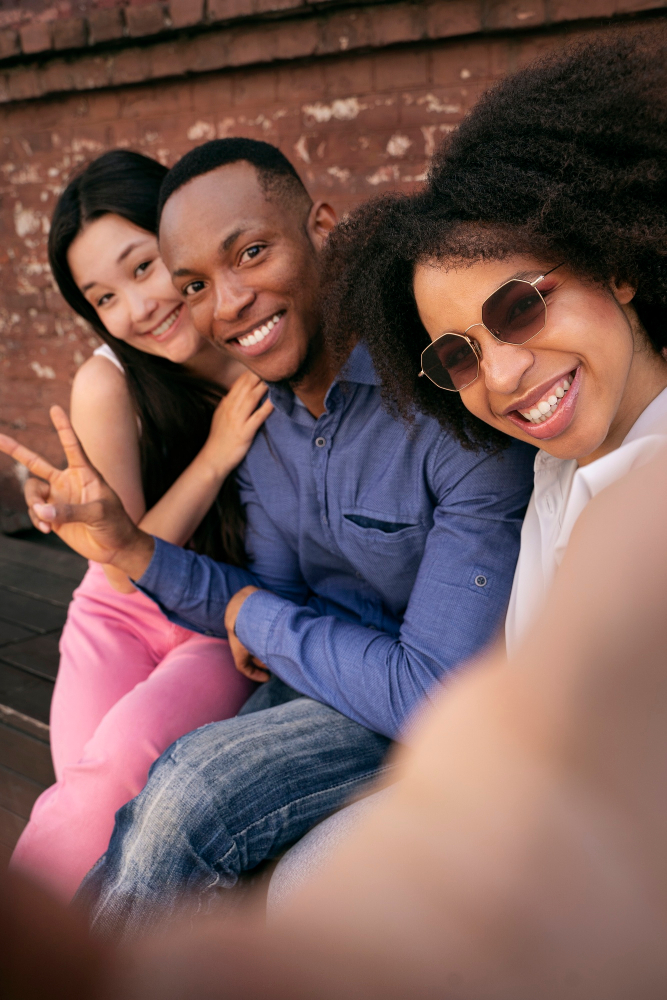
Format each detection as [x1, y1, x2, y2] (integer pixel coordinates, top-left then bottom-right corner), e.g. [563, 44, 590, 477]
[0, 405, 155, 577]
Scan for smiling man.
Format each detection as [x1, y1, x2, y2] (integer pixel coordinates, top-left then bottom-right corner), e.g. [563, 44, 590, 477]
[0, 139, 535, 934]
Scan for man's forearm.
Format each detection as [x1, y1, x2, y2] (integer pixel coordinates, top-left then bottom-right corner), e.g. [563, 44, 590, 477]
[133, 537, 263, 637]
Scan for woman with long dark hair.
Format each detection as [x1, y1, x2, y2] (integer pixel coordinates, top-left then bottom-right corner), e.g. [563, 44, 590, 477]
[11, 150, 272, 901]
[323, 32, 667, 649]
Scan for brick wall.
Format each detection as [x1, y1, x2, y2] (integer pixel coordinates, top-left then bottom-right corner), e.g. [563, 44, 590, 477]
[0, 0, 664, 527]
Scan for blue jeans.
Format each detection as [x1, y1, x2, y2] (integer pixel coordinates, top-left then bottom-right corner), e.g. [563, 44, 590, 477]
[76, 680, 392, 938]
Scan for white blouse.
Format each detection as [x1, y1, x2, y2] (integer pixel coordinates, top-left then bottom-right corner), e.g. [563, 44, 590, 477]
[505, 386, 667, 655]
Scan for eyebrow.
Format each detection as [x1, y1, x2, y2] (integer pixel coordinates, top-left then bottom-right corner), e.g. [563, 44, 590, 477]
[220, 227, 245, 253]
[171, 228, 247, 279]
[80, 240, 148, 292]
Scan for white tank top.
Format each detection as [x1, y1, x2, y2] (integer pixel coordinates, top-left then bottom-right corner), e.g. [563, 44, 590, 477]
[93, 342, 124, 372]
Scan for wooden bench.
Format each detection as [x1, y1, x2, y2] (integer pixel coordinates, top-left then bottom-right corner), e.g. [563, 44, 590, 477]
[0, 531, 86, 867]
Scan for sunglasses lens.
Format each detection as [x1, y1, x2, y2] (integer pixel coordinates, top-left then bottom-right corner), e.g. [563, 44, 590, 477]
[482, 279, 545, 344]
[422, 335, 478, 391]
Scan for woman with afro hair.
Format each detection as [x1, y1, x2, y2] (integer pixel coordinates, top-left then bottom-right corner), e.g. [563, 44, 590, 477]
[323, 30, 667, 651]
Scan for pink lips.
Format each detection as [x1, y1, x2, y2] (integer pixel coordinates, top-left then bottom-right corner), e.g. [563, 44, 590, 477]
[504, 366, 581, 441]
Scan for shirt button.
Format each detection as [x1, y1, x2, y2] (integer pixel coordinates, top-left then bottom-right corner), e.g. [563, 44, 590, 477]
[475, 575, 487, 588]
[315, 436, 326, 448]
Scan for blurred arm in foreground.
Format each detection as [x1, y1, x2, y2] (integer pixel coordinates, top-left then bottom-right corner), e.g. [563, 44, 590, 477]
[4, 448, 667, 1000]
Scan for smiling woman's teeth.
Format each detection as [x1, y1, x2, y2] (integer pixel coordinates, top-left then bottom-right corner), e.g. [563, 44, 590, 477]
[151, 306, 181, 337]
[520, 375, 573, 424]
[237, 313, 282, 348]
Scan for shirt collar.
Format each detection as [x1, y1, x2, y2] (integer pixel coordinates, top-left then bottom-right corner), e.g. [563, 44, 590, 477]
[267, 343, 381, 420]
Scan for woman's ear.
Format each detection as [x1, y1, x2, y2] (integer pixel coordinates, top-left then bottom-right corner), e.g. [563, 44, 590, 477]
[610, 278, 636, 305]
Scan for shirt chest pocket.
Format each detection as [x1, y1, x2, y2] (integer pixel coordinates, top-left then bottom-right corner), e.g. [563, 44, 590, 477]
[340, 509, 427, 590]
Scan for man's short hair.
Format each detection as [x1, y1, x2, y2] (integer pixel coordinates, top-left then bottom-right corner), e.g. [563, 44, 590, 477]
[157, 138, 311, 221]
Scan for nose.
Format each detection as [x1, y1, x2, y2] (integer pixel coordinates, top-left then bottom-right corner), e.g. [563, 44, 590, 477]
[476, 329, 535, 394]
[127, 287, 159, 325]
[212, 274, 256, 323]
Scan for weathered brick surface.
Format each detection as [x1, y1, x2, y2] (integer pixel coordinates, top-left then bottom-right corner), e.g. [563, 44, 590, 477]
[0, 9, 663, 524]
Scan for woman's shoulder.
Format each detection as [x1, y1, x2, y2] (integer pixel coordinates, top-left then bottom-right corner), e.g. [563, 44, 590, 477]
[71, 348, 130, 410]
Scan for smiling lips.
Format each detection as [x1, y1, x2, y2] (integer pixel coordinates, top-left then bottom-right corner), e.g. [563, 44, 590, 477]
[519, 374, 573, 424]
[149, 303, 182, 339]
[504, 367, 581, 441]
[237, 312, 283, 348]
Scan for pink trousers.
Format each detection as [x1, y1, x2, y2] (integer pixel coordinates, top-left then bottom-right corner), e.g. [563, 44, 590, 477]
[11, 562, 253, 902]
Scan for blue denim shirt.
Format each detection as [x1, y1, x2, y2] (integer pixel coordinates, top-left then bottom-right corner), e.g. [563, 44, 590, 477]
[138, 346, 535, 739]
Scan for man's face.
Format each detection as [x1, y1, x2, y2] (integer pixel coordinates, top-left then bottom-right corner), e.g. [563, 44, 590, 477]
[159, 161, 329, 383]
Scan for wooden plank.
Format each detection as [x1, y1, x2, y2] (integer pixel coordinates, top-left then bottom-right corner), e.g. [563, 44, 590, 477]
[0, 803, 26, 851]
[0, 619, 35, 645]
[0, 532, 86, 582]
[0, 763, 44, 820]
[0, 631, 61, 681]
[0, 721, 54, 787]
[0, 561, 79, 606]
[0, 839, 12, 870]
[0, 704, 49, 742]
[0, 588, 68, 633]
[0, 662, 53, 725]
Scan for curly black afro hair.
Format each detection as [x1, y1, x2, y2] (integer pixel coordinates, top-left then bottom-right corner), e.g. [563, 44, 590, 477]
[322, 31, 667, 451]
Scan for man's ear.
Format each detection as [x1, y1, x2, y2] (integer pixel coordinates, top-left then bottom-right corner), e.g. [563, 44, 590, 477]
[307, 200, 337, 250]
[610, 278, 636, 305]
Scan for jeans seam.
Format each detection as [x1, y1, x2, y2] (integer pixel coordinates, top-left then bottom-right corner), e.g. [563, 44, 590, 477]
[216, 761, 395, 866]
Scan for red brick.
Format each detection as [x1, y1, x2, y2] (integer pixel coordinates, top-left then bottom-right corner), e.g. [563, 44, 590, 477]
[275, 18, 319, 60]
[169, 0, 206, 28]
[375, 49, 428, 92]
[431, 40, 491, 85]
[52, 17, 87, 51]
[6, 68, 41, 102]
[548, 0, 614, 18]
[255, 0, 304, 12]
[0, 30, 20, 61]
[276, 62, 325, 102]
[87, 8, 125, 45]
[208, 0, 254, 19]
[425, 0, 483, 38]
[226, 25, 279, 66]
[368, 4, 423, 48]
[109, 47, 155, 86]
[67, 55, 112, 94]
[120, 78, 193, 117]
[484, 0, 547, 30]
[126, 3, 167, 37]
[19, 23, 53, 56]
[234, 66, 279, 105]
[150, 39, 190, 78]
[318, 10, 375, 55]
[322, 54, 373, 97]
[187, 72, 233, 111]
[183, 31, 231, 73]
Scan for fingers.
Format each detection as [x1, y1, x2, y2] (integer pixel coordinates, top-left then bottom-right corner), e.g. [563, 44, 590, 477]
[236, 658, 271, 683]
[0, 432, 60, 483]
[247, 398, 274, 431]
[24, 478, 52, 533]
[31, 498, 105, 530]
[49, 406, 93, 471]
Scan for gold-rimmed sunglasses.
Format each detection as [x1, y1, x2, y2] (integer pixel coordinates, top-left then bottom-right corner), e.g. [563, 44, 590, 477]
[419, 264, 564, 392]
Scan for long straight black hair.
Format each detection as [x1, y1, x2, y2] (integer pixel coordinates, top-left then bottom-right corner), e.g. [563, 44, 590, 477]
[48, 149, 246, 565]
